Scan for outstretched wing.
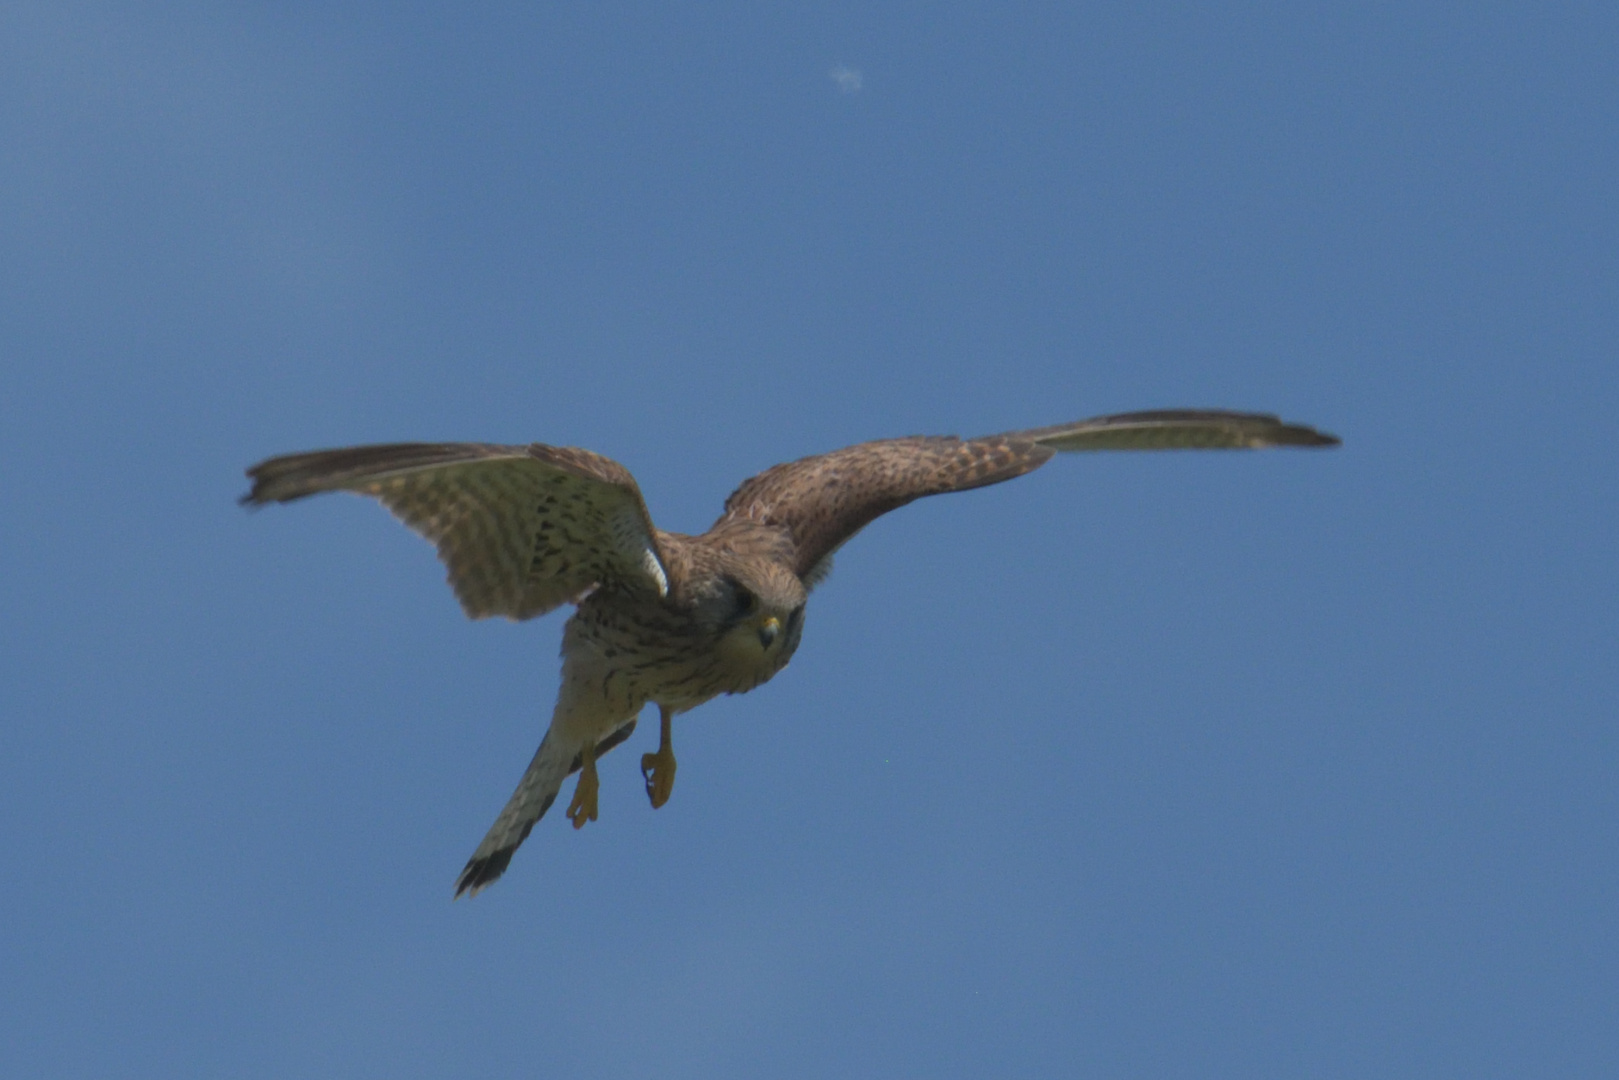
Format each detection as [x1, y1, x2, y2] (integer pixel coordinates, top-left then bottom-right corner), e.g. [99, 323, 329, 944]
[243, 442, 668, 620]
[718, 409, 1338, 583]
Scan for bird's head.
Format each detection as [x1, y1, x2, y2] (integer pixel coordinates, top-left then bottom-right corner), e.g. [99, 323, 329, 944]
[702, 559, 807, 674]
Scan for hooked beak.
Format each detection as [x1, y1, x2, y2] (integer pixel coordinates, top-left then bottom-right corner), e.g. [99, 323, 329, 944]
[758, 616, 782, 649]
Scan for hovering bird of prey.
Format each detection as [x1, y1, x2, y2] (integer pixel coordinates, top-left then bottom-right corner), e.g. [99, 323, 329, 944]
[243, 410, 1337, 896]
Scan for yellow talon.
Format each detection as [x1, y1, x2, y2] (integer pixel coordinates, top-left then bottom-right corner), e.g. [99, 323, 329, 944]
[640, 706, 678, 809]
[567, 741, 600, 829]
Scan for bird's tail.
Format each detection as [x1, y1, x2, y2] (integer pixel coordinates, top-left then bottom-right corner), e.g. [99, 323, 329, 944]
[452, 717, 638, 898]
[454, 729, 576, 897]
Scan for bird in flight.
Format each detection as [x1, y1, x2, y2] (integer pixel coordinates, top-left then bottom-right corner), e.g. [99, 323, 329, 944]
[243, 410, 1338, 896]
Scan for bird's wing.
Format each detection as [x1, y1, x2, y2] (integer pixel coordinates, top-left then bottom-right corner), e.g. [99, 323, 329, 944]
[243, 442, 669, 620]
[716, 434, 1056, 583]
[718, 410, 1338, 583]
[1004, 409, 1340, 452]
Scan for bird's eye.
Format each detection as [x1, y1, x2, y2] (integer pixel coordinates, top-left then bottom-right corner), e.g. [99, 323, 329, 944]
[786, 607, 803, 634]
[731, 586, 758, 620]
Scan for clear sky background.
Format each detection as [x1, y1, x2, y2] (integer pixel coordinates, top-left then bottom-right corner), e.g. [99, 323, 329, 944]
[3, 3, 1615, 1077]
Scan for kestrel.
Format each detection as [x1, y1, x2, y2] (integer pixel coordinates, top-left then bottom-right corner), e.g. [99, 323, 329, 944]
[243, 409, 1338, 896]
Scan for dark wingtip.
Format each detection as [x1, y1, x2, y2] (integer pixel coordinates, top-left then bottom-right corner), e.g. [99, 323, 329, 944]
[454, 848, 516, 899]
[1277, 425, 1341, 448]
[238, 461, 287, 509]
[238, 466, 262, 509]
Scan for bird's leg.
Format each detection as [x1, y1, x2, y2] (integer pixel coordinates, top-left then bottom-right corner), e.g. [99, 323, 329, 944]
[640, 706, 678, 809]
[566, 739, 600, 829]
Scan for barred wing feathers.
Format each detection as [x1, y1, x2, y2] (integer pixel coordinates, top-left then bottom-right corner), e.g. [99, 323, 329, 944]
[243, 442, 668, 620]
[718, 410, 1337, 583]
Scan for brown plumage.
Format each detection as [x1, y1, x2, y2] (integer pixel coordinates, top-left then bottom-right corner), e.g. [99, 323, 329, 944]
[242, 409, 1338, 896]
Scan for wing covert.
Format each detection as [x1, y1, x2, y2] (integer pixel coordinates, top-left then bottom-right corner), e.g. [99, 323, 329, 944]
[243, 442, 668, 620]
[717, 435, 1054, 582]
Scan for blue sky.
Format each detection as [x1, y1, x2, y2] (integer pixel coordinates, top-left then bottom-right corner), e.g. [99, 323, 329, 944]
[2, 3, 1615, 1076]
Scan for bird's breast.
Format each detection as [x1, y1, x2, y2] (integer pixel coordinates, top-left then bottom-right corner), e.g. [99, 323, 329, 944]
[565, 596, 790, 710]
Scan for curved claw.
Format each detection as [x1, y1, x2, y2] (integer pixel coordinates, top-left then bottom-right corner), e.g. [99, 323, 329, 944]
[641, 748, 676, 809]
[641, 706, 678, 809]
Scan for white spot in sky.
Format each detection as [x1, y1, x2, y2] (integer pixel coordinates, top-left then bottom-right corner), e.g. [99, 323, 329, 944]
[830, 66, 862, 94]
